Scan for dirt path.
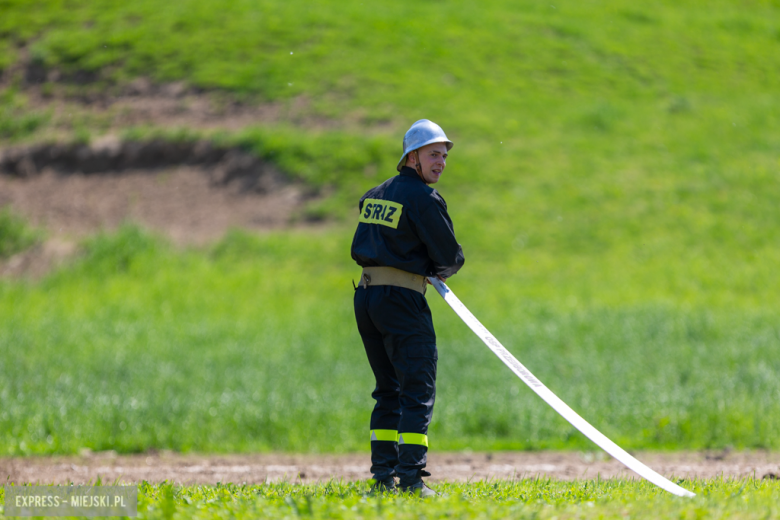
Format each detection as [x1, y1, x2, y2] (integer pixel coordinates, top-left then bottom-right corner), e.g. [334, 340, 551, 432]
[2, 451, 779, 485]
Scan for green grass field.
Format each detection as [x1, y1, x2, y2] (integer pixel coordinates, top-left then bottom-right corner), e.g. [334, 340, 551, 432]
[2, 1, 780, 516]
[1, 0, 780, 455]
[3, 479, 780, 519]
[1, 225, 779, 455]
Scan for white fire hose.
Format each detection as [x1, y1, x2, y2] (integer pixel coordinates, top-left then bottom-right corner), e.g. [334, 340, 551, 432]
[428, 277, 695, 498]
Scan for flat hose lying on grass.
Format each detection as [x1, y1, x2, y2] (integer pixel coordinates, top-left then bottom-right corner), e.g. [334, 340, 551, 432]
[428, 277, 696, 498]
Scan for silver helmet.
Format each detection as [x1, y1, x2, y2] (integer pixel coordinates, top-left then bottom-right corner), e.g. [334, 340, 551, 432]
[396, 119, 453, 172]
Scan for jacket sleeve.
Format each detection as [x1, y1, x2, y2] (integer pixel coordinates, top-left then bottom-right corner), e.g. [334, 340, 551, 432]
[413, 194, 465, 278]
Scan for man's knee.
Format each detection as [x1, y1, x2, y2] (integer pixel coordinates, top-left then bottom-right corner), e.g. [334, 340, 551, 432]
[398, 353, 437, 391]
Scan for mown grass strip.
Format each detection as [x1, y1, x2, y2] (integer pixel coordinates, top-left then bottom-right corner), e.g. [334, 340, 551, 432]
[5, 478, 776, 519]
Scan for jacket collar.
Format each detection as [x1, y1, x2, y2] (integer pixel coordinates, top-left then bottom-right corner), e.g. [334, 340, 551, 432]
[399, 166, 423, 180]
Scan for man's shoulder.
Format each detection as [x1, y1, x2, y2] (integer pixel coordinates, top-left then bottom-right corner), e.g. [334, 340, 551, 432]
[414, 183, 446, 208]
[359, 174, 445, 210]
[360, 175, 397, 201]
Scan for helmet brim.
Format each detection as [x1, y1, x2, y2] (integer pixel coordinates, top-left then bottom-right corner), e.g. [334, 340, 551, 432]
[396, 138, 454, 172]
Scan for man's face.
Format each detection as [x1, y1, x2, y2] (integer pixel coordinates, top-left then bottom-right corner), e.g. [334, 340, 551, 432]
[411, 143, 448, 184]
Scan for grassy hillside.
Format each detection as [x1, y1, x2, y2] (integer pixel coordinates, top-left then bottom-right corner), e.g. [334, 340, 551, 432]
[3, 0, 780, 119]
[3, 0, 780, 305]
[1, 0, 780, 454]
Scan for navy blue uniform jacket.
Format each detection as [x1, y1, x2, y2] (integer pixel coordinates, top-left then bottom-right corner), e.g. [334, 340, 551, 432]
[351, 166, 465, 279]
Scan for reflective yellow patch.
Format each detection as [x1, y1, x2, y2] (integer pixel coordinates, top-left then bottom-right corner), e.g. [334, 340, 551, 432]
[359, 198, 403, 229]
[370, 429, 398, 442]
[398, 433, 428, 447]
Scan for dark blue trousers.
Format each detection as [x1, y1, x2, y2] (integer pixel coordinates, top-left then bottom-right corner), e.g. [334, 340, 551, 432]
[354, 285, 437, 486]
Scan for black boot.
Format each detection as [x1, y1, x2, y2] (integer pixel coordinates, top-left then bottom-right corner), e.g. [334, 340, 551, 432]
[369, 476, 397, 495]
[399, 480, 438, 498]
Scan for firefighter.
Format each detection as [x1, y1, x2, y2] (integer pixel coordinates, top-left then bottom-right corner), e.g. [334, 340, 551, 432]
[351, 119, 465, 497]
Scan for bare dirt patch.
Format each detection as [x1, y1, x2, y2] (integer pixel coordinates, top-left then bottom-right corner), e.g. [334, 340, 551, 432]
[0, 162, 305, 243]
[0, 138, 317, 238]
[23, 83, 322, 135]
[2, 451, 779, 485]
[0, 138, 323, 276]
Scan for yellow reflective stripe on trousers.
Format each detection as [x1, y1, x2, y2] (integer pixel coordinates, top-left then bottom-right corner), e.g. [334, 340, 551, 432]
[370, 429, 398, 442]
[398, 433, 428, 447]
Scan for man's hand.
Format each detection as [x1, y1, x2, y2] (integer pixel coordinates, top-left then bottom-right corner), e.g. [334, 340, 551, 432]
[427, 275, 446, 285]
